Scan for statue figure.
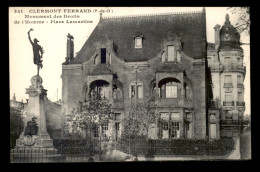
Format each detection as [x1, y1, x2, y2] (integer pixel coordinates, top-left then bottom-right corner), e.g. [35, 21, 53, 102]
[24, 117, 39, 136]
[28, 29, 44, 75]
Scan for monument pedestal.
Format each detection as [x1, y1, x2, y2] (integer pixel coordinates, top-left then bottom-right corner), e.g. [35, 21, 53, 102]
[11, 75, 57, 154]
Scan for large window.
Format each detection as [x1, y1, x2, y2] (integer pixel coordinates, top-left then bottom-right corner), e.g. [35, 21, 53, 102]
[167, 45, 175, 62]
[129, 81, 143, 99]
[224, 75, 232, 87]
[225, 92, 232, 102]
[166, 82, 177, 98]
[158, 78, 180, 99]
[158, 112, 180, 139]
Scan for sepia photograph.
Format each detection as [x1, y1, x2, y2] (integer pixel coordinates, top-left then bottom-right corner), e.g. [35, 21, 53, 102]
[9, 7, 250, 162]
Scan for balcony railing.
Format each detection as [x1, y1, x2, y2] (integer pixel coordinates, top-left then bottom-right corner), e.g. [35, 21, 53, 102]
[236, 101, 245, 106]
[223, 101, 234, 106]
[220, 119, 249, 126]
[224, 65, 246, 72]
[224, 83, 233, 87]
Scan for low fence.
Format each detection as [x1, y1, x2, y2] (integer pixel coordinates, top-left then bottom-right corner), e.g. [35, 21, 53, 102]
[10, 137, 235, 163]
[115, 137, 235, 157]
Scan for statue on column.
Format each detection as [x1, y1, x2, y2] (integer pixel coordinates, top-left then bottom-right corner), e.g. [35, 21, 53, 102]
[28, 29, 44, 75]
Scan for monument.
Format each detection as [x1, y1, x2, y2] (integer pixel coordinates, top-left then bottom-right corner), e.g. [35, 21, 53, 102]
[11, 29, 57, 155]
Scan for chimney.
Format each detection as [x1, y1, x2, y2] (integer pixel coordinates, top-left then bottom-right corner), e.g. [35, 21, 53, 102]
[67, 33, 74, 62]
[214, 24, 221, 49]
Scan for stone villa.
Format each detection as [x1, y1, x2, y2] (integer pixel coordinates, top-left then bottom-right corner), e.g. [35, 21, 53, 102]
[61, 8, 247, 141]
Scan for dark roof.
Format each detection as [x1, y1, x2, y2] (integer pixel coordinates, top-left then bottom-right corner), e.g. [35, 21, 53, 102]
[219, 14, 242, 50]
[71, 10, 206, 64]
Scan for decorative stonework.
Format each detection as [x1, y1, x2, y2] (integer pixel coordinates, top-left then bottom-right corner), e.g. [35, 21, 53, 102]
[88, 74, 113, 84]
[156, 72, 183, 83]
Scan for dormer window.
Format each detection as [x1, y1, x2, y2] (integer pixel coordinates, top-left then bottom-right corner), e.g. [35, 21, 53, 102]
[135, 37, 142, 48]
[134, 31, 144, 49]
[161, 31, 182, 63]
[167, 45, 175, 61]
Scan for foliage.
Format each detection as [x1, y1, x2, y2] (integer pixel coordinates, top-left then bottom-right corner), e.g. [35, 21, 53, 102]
[121, 101, 156, 138]
[63, 91, 114, 137]
[228, 7, 250, 36]
[10, 107, 24, 149]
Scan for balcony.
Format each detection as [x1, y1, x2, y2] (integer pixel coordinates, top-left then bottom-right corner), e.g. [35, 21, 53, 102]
[223, 101, 234, 106]
[220, 119, 249, 126]
[224, 65, 246, 73]
[223, 83, 233, 88]
[236, 101, 245, 107]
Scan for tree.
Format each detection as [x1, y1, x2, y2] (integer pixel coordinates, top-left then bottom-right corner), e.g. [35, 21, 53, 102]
[10, 107, 24, 149]
[63, 91, 114, 159]
[228, 7, 250, 36]
[121, 100, 157, 156]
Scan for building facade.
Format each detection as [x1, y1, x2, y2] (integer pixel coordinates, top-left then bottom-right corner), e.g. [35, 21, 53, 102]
[61, 9, 209, 140]
[207, 14, 246, 139]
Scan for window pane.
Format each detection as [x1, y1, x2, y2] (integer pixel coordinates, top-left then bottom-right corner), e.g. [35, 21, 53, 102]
[167, 45, 175, 61]
[137, 85, 143, 98]
[171, 122, 180, 138]
[135, 37, 142, 48]
[166, 84, 177, 98]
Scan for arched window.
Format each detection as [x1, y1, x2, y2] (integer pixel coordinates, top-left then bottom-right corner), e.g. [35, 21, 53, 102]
[90, 80, 110, 99]
[129, 81, 143, 99]
[158, 78, 180, 99]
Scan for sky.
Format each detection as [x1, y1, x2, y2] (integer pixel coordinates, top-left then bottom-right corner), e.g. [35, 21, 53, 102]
[9, 7, 250, 115]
